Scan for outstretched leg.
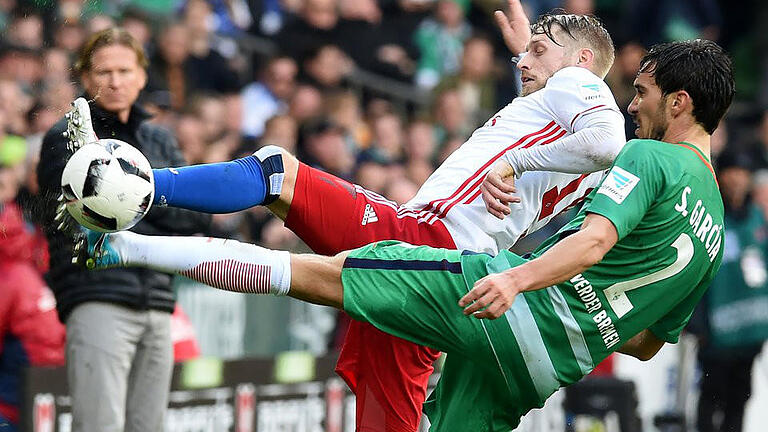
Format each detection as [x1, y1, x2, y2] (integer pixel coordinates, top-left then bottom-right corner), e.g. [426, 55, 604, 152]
[152, 146, 299, 220]
[79, 230, 347, 307]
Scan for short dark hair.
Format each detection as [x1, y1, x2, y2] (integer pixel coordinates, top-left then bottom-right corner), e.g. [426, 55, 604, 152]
[531, 12, 614, 77]
[639, 39, 734, 135]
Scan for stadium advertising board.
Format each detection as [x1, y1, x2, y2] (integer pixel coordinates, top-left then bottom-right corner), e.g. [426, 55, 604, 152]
[23, 353, 425, 432]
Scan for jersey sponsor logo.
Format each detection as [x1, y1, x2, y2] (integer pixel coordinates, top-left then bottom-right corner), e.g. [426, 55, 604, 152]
[597, 166, 639, 204]
[361, 204, 378, 226]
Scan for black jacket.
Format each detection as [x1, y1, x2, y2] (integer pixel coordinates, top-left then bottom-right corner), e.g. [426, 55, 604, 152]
[37, 100, 211, 322]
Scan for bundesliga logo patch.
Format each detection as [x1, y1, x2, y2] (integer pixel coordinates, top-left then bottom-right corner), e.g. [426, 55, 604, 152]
[579, 82, 605, 101]
[598, 166, 639, 204]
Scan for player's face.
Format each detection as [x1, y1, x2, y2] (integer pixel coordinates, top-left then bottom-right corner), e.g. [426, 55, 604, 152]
[517, 32, 573, 96]
[627, 72, 668, 140]
[81, 44, 147, 118]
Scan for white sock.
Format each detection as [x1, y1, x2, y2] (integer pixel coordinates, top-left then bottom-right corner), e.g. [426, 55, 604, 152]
[110, 232, 292, 295]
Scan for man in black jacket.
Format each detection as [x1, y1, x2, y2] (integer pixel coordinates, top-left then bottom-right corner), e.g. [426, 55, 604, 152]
[37, 28, 210, 432]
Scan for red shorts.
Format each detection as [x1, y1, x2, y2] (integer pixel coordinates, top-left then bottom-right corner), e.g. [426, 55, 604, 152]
[285, 164, 456, 432]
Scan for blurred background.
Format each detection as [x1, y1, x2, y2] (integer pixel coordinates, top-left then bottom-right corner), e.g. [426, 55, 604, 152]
[2, 0, 768, 431]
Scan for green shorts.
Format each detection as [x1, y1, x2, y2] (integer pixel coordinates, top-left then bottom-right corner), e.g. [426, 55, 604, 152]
[341, 241, 531, 431]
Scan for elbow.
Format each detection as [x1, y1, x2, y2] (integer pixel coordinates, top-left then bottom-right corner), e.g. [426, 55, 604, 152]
[582, 236, 611, 268]
[589, 122, 626, 168]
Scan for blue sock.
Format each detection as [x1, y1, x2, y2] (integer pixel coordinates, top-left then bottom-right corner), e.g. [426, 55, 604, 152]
[153, 156, 267, 213]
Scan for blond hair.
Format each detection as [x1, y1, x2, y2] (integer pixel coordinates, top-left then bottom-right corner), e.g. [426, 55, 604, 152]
[531, 13, 615, 78]
[74, 27, 148, 74]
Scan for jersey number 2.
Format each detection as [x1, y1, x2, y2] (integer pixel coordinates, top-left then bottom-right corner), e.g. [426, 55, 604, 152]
[603, 233, 694, 318]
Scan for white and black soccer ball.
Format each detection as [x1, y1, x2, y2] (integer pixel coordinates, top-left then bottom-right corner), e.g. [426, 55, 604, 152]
[61, 139, 154, 232]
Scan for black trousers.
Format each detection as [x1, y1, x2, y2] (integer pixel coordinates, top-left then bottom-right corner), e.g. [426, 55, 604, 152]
[696, 351, 760, 432]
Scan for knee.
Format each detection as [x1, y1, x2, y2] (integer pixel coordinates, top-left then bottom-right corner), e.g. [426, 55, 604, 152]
[255, 145, 297, 171]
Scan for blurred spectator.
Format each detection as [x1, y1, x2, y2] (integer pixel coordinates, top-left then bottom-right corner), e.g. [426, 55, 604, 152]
[354, 156, 391, 194]
[413, 0, 471, 88]
[41, 47, 72, 83]
[326, 90, 370, 148]
[6, 8, 43, 50]
[435, 133, 464, 165]
[86, 14, 116, 35]
[241, 55, 297, 138]
[289, 83, 324, 123]
[183, 0, 243, 82]
[143, 91, 176, 129]
[148, 12, 240, 111]
[605, 41, 645, 139]
[624, 0, 721, 46]
[53, 22, 86, 52]
[37, 28, 211, 432]
[563, 0, 596, 15]
[690, 151, 768, 432]
[276, 0, 341, 62]
[367, 111, 405, 163]
[336, 0, 418, 82]
[0, 44, 42, 87]
[752, 170, 768, 220]
[260, 114, 298, 154]
[432, 86, 472, 146]
[404, 118, 437, 185]
[383, 176, 420, 204]
[0, 80, 33, 135]
[302, 43, 353, 91]
[207, 0, 254, 37]
[300, 117, 355, 179]
[176, 111, 208, 164]
[148, 22, 193, 110]
[189, 92, 240, 162]
[0, 146, 64, 432]
[434, 34, 496, 125]
[121, 7, 154, 48]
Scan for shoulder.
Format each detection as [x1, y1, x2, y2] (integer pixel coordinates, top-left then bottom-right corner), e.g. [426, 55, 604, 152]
[614, 140, 683, 181]
[545, 66, 613, 98]
[617, 139, 667, 157]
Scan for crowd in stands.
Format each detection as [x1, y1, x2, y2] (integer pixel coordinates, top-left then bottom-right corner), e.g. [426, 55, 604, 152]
[0, 0, 763, 247]
[2, 0, 768, 428]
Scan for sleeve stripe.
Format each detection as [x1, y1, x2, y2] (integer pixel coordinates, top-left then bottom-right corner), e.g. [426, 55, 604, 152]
[569, 104, 608, 130]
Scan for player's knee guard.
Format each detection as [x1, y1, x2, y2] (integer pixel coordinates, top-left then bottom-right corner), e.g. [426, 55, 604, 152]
[254, 145, 285, 205]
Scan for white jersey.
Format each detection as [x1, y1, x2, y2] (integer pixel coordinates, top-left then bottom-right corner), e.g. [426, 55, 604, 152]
[401, 67, 626, 253]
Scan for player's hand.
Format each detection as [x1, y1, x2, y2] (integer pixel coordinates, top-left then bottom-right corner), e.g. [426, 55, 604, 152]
[459, 272, 520, 319]
[494, 0, 531, 56]
[481, 161, 519, 219]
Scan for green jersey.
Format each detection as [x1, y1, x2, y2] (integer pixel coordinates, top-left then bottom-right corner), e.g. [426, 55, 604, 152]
[462, 139, 724, 408]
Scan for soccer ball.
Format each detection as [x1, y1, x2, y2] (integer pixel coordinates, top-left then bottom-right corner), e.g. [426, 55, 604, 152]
[61, 139, 154, 232]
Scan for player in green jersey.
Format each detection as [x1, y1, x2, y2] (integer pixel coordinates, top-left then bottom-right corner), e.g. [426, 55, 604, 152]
[76, 39, 734, 431]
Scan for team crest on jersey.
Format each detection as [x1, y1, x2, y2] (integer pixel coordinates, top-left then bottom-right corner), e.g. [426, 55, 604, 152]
[579, 82, 605, 101]
[597, 166, 639, 204]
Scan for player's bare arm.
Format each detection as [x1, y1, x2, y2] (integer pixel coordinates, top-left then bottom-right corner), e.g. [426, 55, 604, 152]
[617, 329, 665, 361]
[459, 212, 618, 318]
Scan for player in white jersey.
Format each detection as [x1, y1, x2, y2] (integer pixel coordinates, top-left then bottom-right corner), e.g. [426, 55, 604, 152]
[62, 3, 624, 431]
[402, 65, 622, 253]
